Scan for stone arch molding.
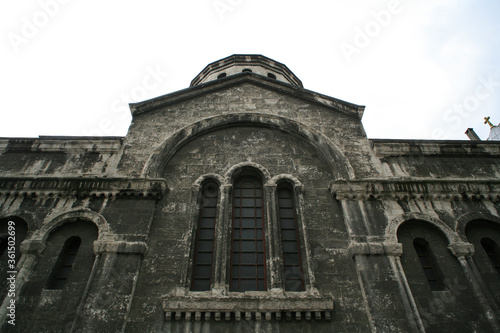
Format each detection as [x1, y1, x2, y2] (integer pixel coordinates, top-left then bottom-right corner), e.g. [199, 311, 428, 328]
[192, 169, 304, 190]
[267, 174, 304, 188]
[456, 212, 500, 241]
[193, 173, 225, 188]
[224, 161, 272, 184]
[30, 209, 111, 242]
[385, 212, 459, 244]
[141, 113, 355, 180]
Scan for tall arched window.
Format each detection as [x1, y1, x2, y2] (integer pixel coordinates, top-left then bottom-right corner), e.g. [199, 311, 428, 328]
[413, 238, 443, 291]
[230, 175, 266, 291]
[481, 238, 500, 275]
[48, 236, 81, 290]
[191, 180, 219, 291]
[277, 183, 305, 291]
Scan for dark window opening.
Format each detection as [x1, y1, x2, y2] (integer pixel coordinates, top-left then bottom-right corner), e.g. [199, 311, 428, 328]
[217, 73, 227, 79]
[277, 184, 305, 291]
[413, 239, 443, 291]
[242, 69, 253, 73]
[47, 236, 81, 290]
[481, 238, 500, 275]
[267, 73, 276, 79]
[230, 175, 266, 291]
[191, 181, 219, 291]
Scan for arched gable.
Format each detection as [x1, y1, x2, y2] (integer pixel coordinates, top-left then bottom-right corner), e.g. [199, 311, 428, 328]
[141, 113, 354, 180]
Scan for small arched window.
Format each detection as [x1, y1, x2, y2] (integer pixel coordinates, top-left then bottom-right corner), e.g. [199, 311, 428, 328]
[267, 73, 276, 80]
[413, 238, 443, 291]
[481, 238, 500, 275]
[230, 175, 266, 292]
[48, 236, 81, 290]
[277, 183, 305, 291]
[191, 181, 219, 291]
[242, 69, 252, 73]
[217, 73, 226, 79]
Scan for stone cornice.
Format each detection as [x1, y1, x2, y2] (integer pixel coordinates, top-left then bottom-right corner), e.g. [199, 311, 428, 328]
[330, 179, 500, 201]
[0, 136, 123, 154]
[370, 139, 500, 158]
[162, 294, 334, 322]
[0, 177, 167, 199]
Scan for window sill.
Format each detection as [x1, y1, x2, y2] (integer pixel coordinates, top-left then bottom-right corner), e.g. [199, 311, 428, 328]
[162, 292, 334, 321]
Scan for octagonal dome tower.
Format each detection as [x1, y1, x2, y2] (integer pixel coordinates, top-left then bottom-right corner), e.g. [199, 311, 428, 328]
[190, 54, 303, 88]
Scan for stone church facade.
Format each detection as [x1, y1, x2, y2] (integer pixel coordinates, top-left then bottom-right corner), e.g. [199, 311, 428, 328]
[1, 55, 499, 332]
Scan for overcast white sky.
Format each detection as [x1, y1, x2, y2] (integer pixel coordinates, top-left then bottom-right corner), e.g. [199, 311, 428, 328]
[2, 0, 500, 140]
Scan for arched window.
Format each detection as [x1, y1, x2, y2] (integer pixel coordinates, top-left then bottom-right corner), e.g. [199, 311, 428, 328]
[47, 236, 81, 290]
[242, 69, 252, 73]
[191, 180, 219, 291]
[277, 183, 305, 291]
[413, 238, 443, 291]
[481, 238, 500, 275]
[267, 73, 276, 80]
[217, 73, 226, 79]
[230, 175, 266, 291]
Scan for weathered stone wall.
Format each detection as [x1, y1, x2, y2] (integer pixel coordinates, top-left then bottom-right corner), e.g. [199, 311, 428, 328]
[126, 125, 371, 332]
[1, 70, 500, 332]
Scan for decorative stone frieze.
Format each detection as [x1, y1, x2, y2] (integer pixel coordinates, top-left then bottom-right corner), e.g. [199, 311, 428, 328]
[162, 294, 334, 321]
[0, 177, 167, 199]
[330, 179, 500, 201]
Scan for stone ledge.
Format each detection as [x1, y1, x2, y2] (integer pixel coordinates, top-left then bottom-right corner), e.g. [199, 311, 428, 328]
[370, 139, 500, 158]
[93, 240, 147, 255]
[448, 242, 475, 257]
[348, 241, 403, 257]
[162, 294, 334, 322]
[0, 136, 123, 154]
[330, 179, 500, 201]
[0, 177, 167, 200]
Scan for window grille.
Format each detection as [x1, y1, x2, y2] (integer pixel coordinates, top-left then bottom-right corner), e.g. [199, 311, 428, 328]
[277, 184, 305, 291]
[191, 181, 219, 291]
[48, 236, 81, 290]
[230, 176, 266, 291]
[413, 239, 443, 291]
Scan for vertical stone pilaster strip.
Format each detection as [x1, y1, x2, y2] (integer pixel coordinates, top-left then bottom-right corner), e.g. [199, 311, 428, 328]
[70, 253, 102, 333]
[214, 185, 231, 293]
[352, 255, 377, 333]
[295, 185, 317, 292]
[449, 243, 500, 332]
[264, 184, 281, 289]
[392, 255, 426, 333]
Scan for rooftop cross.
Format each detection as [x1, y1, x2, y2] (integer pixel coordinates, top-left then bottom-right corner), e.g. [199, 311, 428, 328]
[484, 116, 495, 128]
